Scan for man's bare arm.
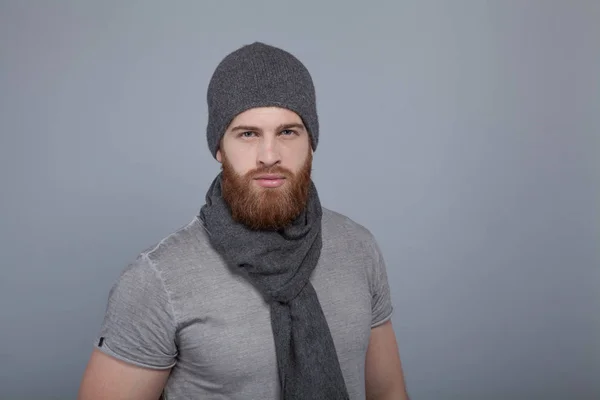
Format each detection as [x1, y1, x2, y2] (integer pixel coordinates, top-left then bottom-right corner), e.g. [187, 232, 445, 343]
[77, 349, 171, 400]
[365, 320, 409, 400]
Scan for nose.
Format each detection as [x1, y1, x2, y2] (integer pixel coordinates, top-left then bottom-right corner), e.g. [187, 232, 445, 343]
[257, 136, 281, 168]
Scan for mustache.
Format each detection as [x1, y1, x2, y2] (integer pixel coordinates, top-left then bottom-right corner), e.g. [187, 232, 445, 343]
[246, 165, 294, 179]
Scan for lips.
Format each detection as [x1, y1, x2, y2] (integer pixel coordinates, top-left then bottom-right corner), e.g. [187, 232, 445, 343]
[254, 174, 285, 180]
[254, 174, 286, 188]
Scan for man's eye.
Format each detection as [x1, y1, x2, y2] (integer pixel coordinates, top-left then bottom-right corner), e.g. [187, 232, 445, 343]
[280, 129, 295, 136]
[241, 131, 255, 137]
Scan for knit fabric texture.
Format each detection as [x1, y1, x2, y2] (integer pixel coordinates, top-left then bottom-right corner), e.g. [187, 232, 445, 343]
[206, 42, 319, 158]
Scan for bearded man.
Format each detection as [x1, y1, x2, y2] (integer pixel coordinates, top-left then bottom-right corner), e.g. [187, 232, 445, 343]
[78, 42, 409, 400]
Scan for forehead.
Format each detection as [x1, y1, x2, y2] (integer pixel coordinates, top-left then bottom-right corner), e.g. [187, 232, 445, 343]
[228, 107, 304, 128]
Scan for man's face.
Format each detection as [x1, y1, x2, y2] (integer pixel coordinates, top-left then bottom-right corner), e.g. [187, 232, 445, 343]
[216, 107, 313, 230]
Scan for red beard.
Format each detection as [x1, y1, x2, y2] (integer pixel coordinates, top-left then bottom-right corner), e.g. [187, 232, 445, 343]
[220, 151, 313, 231]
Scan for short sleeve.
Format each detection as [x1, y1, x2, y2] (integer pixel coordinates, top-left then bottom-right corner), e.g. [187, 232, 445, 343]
[369, 238, 394, 328]
[95, 254, 178, 369]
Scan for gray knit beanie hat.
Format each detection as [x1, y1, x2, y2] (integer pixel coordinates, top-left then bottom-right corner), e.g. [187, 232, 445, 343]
[206, 42, 319, 158]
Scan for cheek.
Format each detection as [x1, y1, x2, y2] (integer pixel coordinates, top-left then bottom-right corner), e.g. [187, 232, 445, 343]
[282, 150, 309, 173]
[222, 144, 256, 174]
[228, 159, 254, 176]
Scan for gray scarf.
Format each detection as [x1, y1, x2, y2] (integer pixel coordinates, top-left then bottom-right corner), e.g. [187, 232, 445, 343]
[199, 173, 349, 399]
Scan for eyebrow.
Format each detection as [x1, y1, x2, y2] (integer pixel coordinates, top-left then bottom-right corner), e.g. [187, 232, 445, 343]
[230, 123, 306, 133]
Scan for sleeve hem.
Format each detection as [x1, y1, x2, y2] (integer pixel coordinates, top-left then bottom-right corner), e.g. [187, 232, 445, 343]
[371, 308, 393, 328]
[95, 340, 176, 371]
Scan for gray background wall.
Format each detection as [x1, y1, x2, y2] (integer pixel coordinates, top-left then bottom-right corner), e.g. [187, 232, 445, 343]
[1, 1, 598, 399]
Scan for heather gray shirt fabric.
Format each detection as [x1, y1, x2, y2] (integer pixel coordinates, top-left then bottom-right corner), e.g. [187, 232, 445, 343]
[95, 208, 394, 399]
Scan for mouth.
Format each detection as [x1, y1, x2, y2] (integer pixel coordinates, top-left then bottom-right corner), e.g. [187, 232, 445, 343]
[253, 174, 286, 188]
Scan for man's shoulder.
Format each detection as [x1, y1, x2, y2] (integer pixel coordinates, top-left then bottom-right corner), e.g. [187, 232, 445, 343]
[322, 207, 377, 245]
[139, 217, 206, 259]
[121, 217, 213, 278]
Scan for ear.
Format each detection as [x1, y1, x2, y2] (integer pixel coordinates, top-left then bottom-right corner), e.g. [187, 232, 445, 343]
[216, 149, 223, 163]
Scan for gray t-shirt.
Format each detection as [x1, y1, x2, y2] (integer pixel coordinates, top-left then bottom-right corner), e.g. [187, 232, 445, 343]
[95, 208, 393, 399]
